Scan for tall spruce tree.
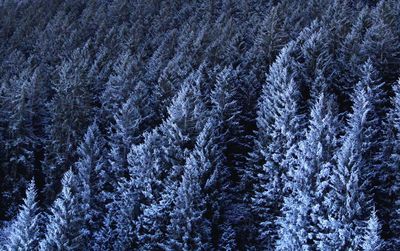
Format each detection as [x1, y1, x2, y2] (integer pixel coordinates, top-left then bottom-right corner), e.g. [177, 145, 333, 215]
[2, 69, 36, 218]
[73, 122, 107, 245]
[6, 180, 41, 251]
[128, 80, 207, 249]
[361, 1, 400, 83]
[355, 60, 391, 239]
[252, 41, 306, 249]
[387, 80, 400, 249]
[40, 170, 84, 251]
[277, 94, 339, 250]
[318, 84, 372, 250]
[43, 44, 95, 204]
[166, 125, 214, 250]
[362, 209, 383, 251]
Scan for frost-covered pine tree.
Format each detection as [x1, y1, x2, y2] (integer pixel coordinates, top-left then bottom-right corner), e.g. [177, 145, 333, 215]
[210, 66, 249, 246]
[100, 50, 136, 124]
[3, 69, 36, 218]
[107, 81, 155, 189]
[43, 44, 95, 204]
[73, 122, 107, 244]
[40, 170, 84, 251]
[296, 22, 333, 101]
[361, 1, 400, 83]
[167, 145, 211, 250]
[128, 81, 207, 249]
[362, 209, 383, 251]
[252, 41, 306, 249]
[318, 84, 371, 250]
[6, 180, 41, 251]
[355, 60, 392, 237]
[337, 5, 371, 90]
[277, 93, 339, 250]
[387, 80, 400, 249]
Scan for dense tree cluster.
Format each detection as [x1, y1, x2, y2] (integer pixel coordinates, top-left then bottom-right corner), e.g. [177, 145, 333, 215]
[1, 0, 400, 250]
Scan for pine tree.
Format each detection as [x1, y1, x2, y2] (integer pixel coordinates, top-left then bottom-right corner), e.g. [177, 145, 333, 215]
[252, 41, 306, 249]
[387, 80, 400, 249]
[355, 60, 391, 239]
[211, 66, 244, 182]
[167, 149, 211, 250]
[107, 81, 155, 189]
[277, 94, 339, 250]
[361, 4, 400, 83]
[6, 180, 41, 251]
[119, 130, 165, 250]
[40, 170, 84, 251]
[124, 81, 207, 249]
[337, 5, 371, 91]
[100, 50, 136, 126]
[318, 84, 372, 250]
[210, 66, 248, 248]
[2, 69, 36, 218]
[94, 176, 139, 250]
[362, 209, 384, 251]
[296, 21, 333, 101]
[43, 44, 95, 204]
[74, 122, 107, 244]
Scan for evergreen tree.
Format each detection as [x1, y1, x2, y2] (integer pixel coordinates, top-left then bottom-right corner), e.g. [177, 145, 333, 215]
[318, 84, 372, 250]
[355, 60, 391, 239]
[210, 66, 249, 248]
[166, 118, 229, 250]
[362, 209, 384, 251]
[387, 80, 400, 249]
[361, 4, 400, 83]
[337, 5, 371, 91]
[2, 69, 36, 218]
[107, 81, 155, 188]
[73, 122, 107, 244]
[100, 50, 136, 125]
[129, 81, 207, 249]
[296, 21, 333, 102]
[6, 180, 41, 251]
[277, 94, 339, 250]
[40, 170, 84, 251]
[43, 44, 95, 204]
[167, 147, 211, 250]
[252, 41, 306, 249]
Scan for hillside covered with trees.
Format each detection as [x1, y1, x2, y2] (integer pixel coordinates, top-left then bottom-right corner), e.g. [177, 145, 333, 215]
[1, 0, 400, 250]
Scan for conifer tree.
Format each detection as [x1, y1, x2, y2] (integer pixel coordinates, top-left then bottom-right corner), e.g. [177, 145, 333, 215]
[252, 42, 306, 249]
[210, 66, 250, 248]
[100, 49, 136, 125]
[361, 4, 400, 83]
[128, 81, 207, 249]
[337, 6, 371, 90]
[318, 84, 372, 250]
[167, 149, 211, 250]
[277, 94, 339, 250]
[74, 122, 107, 244]
[40, 170, 84, 251]
[355, 60, 391, 237]
[387, 80, 400, 249]
[362, 209, 384, 251]
[43, 44, 95, 204]
[2, 69, 36, 218]
[6, 180, 41, 251]
[107, 80, 155, 185]
[166, 118, 228, 250]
